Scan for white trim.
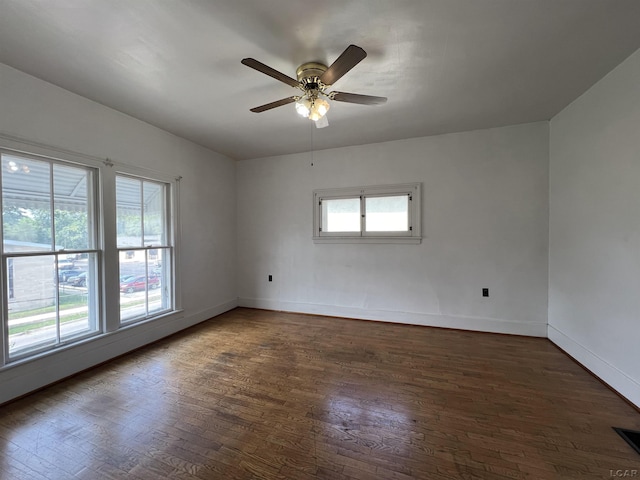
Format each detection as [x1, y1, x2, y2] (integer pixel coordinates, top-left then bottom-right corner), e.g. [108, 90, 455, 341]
[0, 298, 237, 405]
[313, 182, 422, 244]
[172, 175, 183, 312]
[238, 297, 547, 337]
[548, 324, 640, 408]
[313, 236, 422, 244]
[114, 166, 177, 186]
[0, 132, 105, 170]
[0, 131, 181, 179]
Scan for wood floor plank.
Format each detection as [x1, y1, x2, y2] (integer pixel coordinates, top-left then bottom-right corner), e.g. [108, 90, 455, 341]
[1, 307, 639, 479]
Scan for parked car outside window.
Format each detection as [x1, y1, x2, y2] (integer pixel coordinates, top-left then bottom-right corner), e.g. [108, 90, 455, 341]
[120, 275, 160, 294]
[67, 272, 87, 287]
[58, 268, 85, 282]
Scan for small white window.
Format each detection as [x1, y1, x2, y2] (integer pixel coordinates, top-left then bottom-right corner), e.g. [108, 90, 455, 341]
[313, 183, 421, 244]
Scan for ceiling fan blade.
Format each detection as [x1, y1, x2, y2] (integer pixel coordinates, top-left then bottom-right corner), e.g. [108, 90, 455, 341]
[241, 58, 300, 88]
[331, 91, 387, 105]
[249, 96, 297, 113]
[320, 45, 367, 86]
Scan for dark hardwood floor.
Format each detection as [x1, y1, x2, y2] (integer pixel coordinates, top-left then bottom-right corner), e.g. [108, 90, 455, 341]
[1, 308, 639, 479]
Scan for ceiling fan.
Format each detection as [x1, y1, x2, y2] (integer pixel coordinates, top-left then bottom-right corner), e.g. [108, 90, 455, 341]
[241, 45, 387, 128]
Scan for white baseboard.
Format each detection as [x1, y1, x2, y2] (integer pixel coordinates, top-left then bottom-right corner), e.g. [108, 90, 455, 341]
[238, 298, 547, 337]
[548, 324, 640, 409]
[0, 298, 238, 405]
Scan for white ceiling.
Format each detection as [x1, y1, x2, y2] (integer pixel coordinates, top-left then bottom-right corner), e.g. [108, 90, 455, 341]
[1, 1, 640, 160]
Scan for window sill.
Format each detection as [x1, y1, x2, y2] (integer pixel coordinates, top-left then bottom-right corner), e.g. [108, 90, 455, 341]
[2, 308, 184, 370]
[313, 237, 422, 244]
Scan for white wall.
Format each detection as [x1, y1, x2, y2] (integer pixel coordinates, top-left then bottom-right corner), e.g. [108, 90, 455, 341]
[549, 49, 640, 408]
[0, 63, 237, 403]
[237, 122, 549, 336]
[5, 41, 638, 408]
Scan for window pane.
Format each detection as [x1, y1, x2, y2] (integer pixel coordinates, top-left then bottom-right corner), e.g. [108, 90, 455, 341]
[54, 164, 93, 250]
[116, 176, 142, 247]
[118, 247, 171, 323]
[119, 250, 148, 322]
[365, 195, 409, 232]
[117, 177, 171, 324]
[6, 252, 100, 358]
[59, 253, 99, 341]
[7, 255, 57, 357]
[148, 248, 169, 315]
[322, 198, 361, 232]
[143, 181, 166, 245]
[2, 155, 52, 251]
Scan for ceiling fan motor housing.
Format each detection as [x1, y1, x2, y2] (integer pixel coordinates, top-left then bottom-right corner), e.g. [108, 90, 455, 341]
[297, 62, 329, 91]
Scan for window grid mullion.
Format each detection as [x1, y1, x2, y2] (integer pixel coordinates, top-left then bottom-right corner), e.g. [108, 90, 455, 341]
[140, 180, 145, 248]
[360, 195, 365, 236]
[144, 252, 149, 317]
[408, 193, 412, 231]
[49, 164, 62, 345]
[49, 163, 55, 251]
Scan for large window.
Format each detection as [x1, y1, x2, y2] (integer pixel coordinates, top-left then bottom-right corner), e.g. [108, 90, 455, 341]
[313, 183, 421, 243]
[1, 153, 99, 360]
[116, 175, 172, 323]
[0, 142, 179, 366]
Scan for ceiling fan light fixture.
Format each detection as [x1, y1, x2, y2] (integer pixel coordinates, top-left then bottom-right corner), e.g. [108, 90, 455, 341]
[311, 98, 330, 120]
[295, 97, 312, 117]
[295, 96, 330, 121]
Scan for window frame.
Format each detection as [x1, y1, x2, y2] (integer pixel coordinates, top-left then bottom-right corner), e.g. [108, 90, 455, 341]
[313, 183, 422, 244]
[115, 172, 176, 326]
[318, 194, 363, 238]
[0, 134, 182, 368]
[0, 149, 102, 362]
